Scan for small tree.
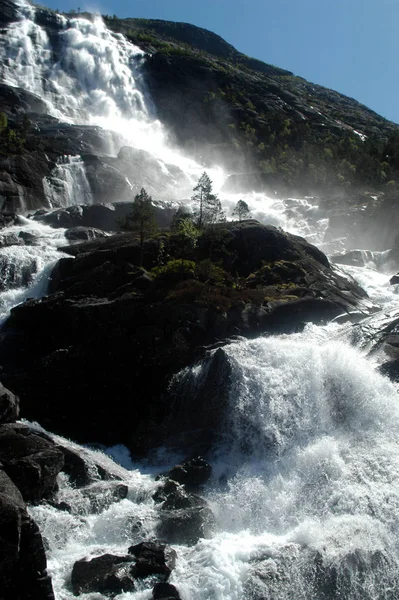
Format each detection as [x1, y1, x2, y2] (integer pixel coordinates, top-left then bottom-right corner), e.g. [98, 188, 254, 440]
[192, 172, 225, 228]
[170, 206, 198, 269]
[121, 188, 157, 266]
[232, 199, 251, 222]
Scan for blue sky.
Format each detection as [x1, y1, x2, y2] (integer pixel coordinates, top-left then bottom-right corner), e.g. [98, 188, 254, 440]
[41, 0, 399, 124]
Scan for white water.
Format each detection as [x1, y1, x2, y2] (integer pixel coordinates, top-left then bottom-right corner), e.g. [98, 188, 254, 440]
[1, 2, 399, 599]
[28, 328, 399, 599]
[0, 217, 67, 322]
[0, 0, 225, 188]
[43, 155, 93, 208]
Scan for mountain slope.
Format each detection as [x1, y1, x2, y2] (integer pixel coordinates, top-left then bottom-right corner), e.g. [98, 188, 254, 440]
[104, 14, 399, 195]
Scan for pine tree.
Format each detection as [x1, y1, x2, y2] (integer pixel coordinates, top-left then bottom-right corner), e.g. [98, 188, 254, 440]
[232, 199, 251, 222]
[192, 172, 225, 228]
[121, 188, 157, 266]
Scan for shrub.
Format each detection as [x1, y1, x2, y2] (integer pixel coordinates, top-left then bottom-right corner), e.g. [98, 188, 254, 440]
[152, 259, 196, 283]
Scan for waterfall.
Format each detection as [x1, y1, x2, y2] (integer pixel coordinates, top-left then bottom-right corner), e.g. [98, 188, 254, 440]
[2, 3, 399, 598]
[28, 327, 399, 600]
[0, 0, 226, 187]
[0, 217, 67, 322]
[43, 155, 93, 208]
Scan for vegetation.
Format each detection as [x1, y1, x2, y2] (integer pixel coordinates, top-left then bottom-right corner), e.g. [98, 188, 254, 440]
[119, 188, 158, 266]
[0, 112, 30, 155]
[191, 172, 225, 228]
[232, 199, 251, 221]
[101, 15, 399, 198]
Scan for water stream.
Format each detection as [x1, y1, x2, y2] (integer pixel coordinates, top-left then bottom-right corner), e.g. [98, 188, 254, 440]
[1, 2, 399, 598]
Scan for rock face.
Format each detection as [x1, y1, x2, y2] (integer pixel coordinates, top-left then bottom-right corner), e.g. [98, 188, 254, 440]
[33, 201, 175, 232]
[0, 381, 19, 423]
[0, 383, 56, 600]
[0, 221, 371, 455]
[0, 470, 55, 600]
[71, 554, 136, 596]
[0, 423, 64, 504]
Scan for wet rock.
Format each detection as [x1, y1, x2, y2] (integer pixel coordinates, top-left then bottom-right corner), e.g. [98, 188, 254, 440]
[81, 481, 128, 513]
[153, 479, 207, 510]
[65, 226, 108, 243]
[71, 554, 136, 596]
[0, 469, 55, 599]
[0, 423, 64, 504]
[0, 210, 20, 229]
[390, 273, 399, 285]
[18, 230, 40, 245]
[0, 381, 19, 424]
[59, 445, 94, 488]
[163, 348, 233, 454]
[128, 541, 177, 579]
[0, 232, 24, 247]
[157, 505, 215, 545]
[57, 443, 123, 488]
[33, 202, 175, 232]
[166, 456, 212, 489]
[152, 582, 181, 599]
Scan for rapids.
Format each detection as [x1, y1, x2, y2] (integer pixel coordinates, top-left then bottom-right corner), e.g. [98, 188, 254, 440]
[1, 2, 399, 599]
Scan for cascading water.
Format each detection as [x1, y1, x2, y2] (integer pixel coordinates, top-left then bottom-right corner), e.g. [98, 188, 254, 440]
[2, 2, 399, 599]
[28, 326, 399, 600]
[0, 0, 224, 184]
[0, 216, 67, 322]
[43, 155, 93, 208]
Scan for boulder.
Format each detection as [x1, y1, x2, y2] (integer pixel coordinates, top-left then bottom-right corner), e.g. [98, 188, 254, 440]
[71, 554, 136, 596]
[58, 445, 95, 488]
[153, 479, 207, 510]
[0, 423, 64, 503]
[157, 505, 215, 545]
[65, 226, 108, 243]
[0, 381, 19, 424]
[80, 481, 128, 514]
[0, 469, 54, 599]
[128, 541, 177, 579]
[165, 456, 212, 489]
[152, 582, 181, 599]
[0, 211, 20, 229]
[57, 443, 124, 488]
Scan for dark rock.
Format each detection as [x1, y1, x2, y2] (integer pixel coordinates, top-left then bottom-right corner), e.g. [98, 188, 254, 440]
[153, 582, 181, 599]
[0, 469, 26, 594]
[65, 226, 108, 243]
[33, 202, 175, 233]
[331, 249, 376, 268]
[128, 541, 177, 579]
[0, 83, 48, 116]
[18, 515, 55, 600]
[157, 505, 215, 545]
[166, 456, 212, 489]
[0, 222, 370, 455]
[0, 231, 24, 247]
[153, 479, 207, 510]
[71, 554, 136, 596]
[0, 211, 20, 229]
[0, 469, 55, 600]
[18, 230, 40, 245]
[162, 348, 233, 453]
[81, 481, 128, 513]
[59, 445, 94, 488]
[0, 381, 19, 424]
[390, 273, 399, 285]
[0, 423, 64, 503]
[57, 443, 123, 487]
